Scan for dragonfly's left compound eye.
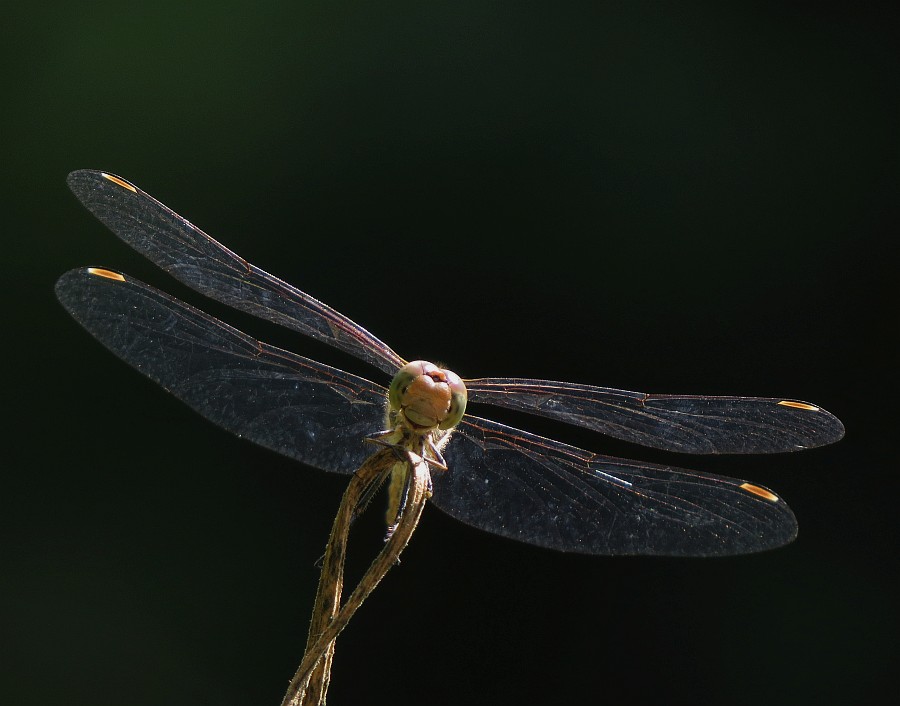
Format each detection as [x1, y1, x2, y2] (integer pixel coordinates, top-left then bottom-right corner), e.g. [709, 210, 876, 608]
[389, 361, 467, 432]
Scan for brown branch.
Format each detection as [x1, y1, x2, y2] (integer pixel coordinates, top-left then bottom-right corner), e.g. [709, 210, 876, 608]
[281, 447, 430, 706]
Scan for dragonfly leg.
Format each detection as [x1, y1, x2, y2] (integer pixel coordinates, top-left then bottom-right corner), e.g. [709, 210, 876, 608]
[383, 456, 432, 565]
[364, 429, 412, 463]
[365, 428, 398, 443]
[366, 429, 447, 475]
[384, 461, 411, 544]
[425, 436, 448, 474]
[350, 462, 392, 524]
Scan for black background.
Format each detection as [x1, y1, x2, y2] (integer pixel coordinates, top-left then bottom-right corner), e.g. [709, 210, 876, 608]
[3, 3, 896, 705]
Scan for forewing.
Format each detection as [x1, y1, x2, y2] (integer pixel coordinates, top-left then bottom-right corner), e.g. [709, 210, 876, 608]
[467, 378, 844, 454]
[66, 170, 405, 376]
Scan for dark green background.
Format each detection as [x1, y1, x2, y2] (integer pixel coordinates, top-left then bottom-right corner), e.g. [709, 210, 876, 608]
[3, 3, 896, 705]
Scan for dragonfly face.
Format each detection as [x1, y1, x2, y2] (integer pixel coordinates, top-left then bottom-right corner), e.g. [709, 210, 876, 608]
[55, 170, 845, 556]
[388, 360, 468, 432]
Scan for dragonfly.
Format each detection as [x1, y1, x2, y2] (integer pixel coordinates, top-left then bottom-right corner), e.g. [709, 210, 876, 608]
[56, 170, 844, 557]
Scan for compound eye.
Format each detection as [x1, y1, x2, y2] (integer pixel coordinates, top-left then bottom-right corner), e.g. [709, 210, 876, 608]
[388, 362, 424, 413]
[438, 370, 467, 430]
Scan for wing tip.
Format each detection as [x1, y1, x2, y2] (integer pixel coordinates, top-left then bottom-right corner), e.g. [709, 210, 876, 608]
[67, 168, 136, 195]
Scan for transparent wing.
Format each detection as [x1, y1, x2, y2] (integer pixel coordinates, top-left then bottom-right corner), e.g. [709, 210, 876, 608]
[466, 378, 844, 454]
[66, 170, 405, 376]
[67, 170, 843, 457]
[55, 267, 387, 475]
[438, 415, 798, 556]
[56, 267, 799, 556]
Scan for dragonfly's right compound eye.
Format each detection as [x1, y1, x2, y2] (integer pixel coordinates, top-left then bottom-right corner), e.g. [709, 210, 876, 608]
[389, 361, 467, 432]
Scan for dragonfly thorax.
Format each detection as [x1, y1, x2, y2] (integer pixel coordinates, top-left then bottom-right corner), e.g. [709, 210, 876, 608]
[388, 360, 467, 434]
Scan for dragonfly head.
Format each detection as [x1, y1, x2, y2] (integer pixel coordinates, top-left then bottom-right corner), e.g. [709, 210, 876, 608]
[389, 360, 468, 433]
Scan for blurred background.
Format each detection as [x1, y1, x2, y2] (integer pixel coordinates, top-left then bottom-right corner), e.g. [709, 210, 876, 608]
[2, 2, 896, 705]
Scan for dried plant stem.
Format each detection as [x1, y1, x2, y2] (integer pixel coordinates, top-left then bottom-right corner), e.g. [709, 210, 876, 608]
[281, 447, 430, 706]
